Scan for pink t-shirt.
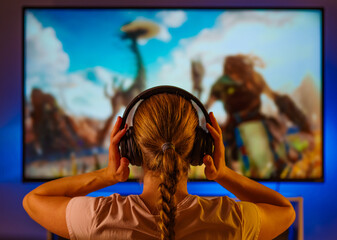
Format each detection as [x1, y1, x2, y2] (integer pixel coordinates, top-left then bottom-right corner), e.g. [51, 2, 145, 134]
[66, 193, 260, 240]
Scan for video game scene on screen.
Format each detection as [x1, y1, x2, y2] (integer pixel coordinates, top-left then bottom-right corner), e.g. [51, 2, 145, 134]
[24, 9, 322, 180]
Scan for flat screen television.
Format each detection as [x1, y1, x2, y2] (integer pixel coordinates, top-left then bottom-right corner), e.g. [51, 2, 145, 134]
[23, 7, 323, 182]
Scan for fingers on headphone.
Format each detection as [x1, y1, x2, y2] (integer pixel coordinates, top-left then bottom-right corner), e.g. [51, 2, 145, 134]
[206, 123, 221, 143]
[203, 155, 213, 167]
[121, 157, 130, 166]
[111, 124, 128, 145]
[203, 155, 217, 176]
[116, 157, 130, 177]
[209, 112, 222, 134]
[111, 117, 122, 137]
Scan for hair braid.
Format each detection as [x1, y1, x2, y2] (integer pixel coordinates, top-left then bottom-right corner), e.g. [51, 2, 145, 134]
[158, 148, 181, 240]
[133, 93, 199, 240]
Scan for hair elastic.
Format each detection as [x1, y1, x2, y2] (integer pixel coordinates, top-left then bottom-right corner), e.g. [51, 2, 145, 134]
[161, 142, 175, 152]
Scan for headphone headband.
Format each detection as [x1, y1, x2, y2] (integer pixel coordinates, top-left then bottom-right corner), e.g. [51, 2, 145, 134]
[119, 85, 214, 167]
[120, 85, 211, 130]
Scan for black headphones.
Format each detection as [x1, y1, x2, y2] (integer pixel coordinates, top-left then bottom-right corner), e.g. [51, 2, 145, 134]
[119, 85, 214, 166]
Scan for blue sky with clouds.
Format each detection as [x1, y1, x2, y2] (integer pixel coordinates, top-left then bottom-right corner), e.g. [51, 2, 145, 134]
[28, 9, 222, 75]
[24, 8, 322, 121]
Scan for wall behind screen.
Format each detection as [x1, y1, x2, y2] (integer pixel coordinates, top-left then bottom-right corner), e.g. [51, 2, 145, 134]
[0, 0, 336, 240]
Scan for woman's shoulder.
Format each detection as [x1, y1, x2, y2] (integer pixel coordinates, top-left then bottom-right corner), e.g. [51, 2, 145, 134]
[75, 193, 250, 218]
[181, 195, 259, 221]
[174, 195, 260, 239]
[176, 195, 236, 214]
[192, 195, 234, 205]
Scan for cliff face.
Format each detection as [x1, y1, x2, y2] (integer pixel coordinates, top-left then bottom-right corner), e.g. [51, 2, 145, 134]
[291, 74, 321, 129]
[260, 74, 321, 131]
[27, 88, 107, 159]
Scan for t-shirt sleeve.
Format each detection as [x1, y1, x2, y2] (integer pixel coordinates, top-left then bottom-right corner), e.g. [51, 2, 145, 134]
[237, 201, 261, 240]
[66, 196, 105, 240]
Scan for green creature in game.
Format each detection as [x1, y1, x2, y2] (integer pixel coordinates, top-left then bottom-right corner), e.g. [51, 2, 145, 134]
[205, 54, 312, 179]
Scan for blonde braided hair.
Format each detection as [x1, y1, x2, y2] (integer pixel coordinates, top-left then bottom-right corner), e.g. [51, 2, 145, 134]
[133, 93, 198, 240]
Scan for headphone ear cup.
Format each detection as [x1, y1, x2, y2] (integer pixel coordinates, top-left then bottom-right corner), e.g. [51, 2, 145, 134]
[190, 126, 206, 166]
[190, 126, 215, 166]
[204, 131, 214, 159]
[120, 127, 143, 166]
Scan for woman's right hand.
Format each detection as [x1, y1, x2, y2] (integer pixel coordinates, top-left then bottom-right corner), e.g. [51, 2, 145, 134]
[203, 112, 227, 181]
[204, 112, 296, 240]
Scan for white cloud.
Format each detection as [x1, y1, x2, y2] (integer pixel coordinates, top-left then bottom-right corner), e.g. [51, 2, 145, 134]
[25, 12, 129, 120]
[155, 10, 298, 104]
[63, 67, 133, 120]
[136, 10, 187, 44]
[26, 66, 127, 120]
[25, 12, 42, 38]
[156, 10, 187, 28]
[217, 10, 296, 30]
[156, 24, 171, 42]
[63, 71, 112, 119]
[25, 12, 70, 77]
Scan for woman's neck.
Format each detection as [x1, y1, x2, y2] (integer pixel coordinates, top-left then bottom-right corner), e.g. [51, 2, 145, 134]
[139, 170, 189, 214]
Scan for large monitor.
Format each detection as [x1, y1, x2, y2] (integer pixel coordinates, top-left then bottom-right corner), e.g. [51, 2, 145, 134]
[23, 7, 323, 182]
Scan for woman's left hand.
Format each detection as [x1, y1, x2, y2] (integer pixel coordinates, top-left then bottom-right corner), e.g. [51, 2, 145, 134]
[105, 116, 130, 183]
